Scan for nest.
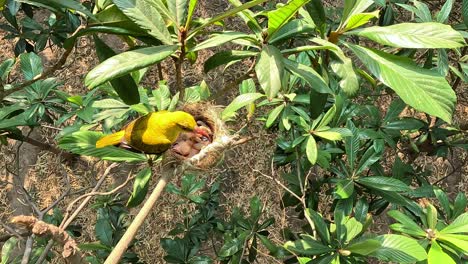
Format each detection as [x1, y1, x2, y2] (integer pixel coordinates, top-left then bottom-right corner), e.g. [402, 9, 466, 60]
[166, 103, 231, 170]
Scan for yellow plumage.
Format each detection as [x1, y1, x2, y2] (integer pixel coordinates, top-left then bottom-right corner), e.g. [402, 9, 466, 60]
[96, 111, 197, 154]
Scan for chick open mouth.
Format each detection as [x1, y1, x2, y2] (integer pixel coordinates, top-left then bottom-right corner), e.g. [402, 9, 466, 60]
[171, 118, 214, 158]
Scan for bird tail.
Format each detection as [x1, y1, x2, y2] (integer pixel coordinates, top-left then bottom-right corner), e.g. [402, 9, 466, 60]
[96, 131, 125, 148]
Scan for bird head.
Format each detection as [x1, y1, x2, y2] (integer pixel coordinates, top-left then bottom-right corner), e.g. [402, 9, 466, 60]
[173, 111, 197, 131]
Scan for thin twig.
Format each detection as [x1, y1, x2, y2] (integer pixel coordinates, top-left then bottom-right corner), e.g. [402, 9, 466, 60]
[0, 222, 26, 240]
[21, 236, 34, 264]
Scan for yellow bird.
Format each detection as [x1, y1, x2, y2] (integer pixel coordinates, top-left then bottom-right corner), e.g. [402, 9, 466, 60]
[96, 110, 207, 154]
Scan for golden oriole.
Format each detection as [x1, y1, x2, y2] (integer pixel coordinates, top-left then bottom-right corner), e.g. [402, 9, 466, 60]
[96, 110, 208, 154]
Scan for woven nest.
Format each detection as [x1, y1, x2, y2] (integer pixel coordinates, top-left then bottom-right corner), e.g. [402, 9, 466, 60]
[166, 103, 230, 170]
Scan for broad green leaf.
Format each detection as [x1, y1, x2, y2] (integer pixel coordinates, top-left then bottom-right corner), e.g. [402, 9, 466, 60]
[19, 52, 42, 81]
[344, 217, 362, 242]
[305, 135, 317, 164]
[428, 240, 456, 264]
[335, 179, 354, 199]
[113, 0, 172, 45]
[228, 0, 262, 35]
[284, 234, 333, 255]
[151, 85, 171, 111]
[218, 238, 243, 257]
[317, 105, 336, 128]
[440, 212, 468, 234]
[203, 50, 258, 73]
[188, 0, 268, 39]
[0, 58, 15, 81]
[453, 192, 467, 218]
[266, 104, 285, 128]
[255, 45, 284, 99]
[436, 0, 453, 23]
[168, 0, 188, 27]
[127, 168, 151, 207]
[85, 45, 178, 89]
[17, 0, 96, 19]
[95, 219, 113, 246]
[348, 23, 465, 49]
[437, 233, 468, 253]
[346, 239, 381, 256]
[59, 131, 146, 162]
[312, 38, 358, 95]
[222, 92, 264, 120]
[383, 118, 426, 130]
[434, 188, 451, 220]
[344, 10, 380, 31]
[371, 234, 427, 262]
[92, 98, 129, 109]
[268, 19, 315, 44]
[340, 0, 374, 29]
[304, 0, 326, 30]
[387, 210, 426, 237]
[267, 0, 311, 39]
[283, 58, 332, 94]
[93, 35, 140, 105]
[305, 209, 330, 244]
[348, 44, 456, 123]
[313, 130, 343, 141]
[357, 176, 411, 192]
[192, 31, 256, 52]
[1, 237, 18, 264]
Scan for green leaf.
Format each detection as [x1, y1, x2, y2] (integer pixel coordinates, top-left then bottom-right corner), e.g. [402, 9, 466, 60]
[266, 104, 285, 128]
[383, 118, 426, 130]
[453, 192, 467, 218]
[93, 35, 140, 105]
[268, 19, 315, 44]
[313, 130, 343, 141]
[345, 120, 359, 169]
[284, 234, 333, 255]
[113, 0, 172, 45]
[463, 0, 468, 27]
[371, 234, 427, 262]
[340, 0, 374, 29]
[437, 233, 468, 253]
[85, 45, 178, 89]
[168, 0, 188, 27]
[1, 237, 18, 264]
[127, 168, 151, 207]
[0, 58, 15, 81]
[255, 45, 284, 99]
[185, 0, 197, 29]
[152, 85, 171, 111]
[92, 98, 129, 109]
[305, 209, 330, 244]
[222, 92, 264, 120]
[428, 240, 456, 264]
[344, 217, 362, 242]
[344, 10, 380, 31]
[17, 0, 96, 19]
[311, 38, 358, 95]
[334, 179, 354, 199]
[348, 44, 456, 123]
[346, 239, 381, 256]
[95, 218, 113, 246]
[305, 135, 317, 165]
[59, 131, 146, 162]
[283, 58, 332, 94]
[192, 31, 256, 52]
[436, 0, 453, 23]
[348, 23, 466, 49]
[267, 0, 310, 39]
[387, 210, 426, 237]
[317, 105, 336, 128]
[440, 212, 468, 234]
[357, 176, 411, 192]
[304, 0, 326, 29]
[218, 238, 243, 257]
[188, 0, 268, 39]
[19, 52, 42, 81]
[203, 50, 258, 73]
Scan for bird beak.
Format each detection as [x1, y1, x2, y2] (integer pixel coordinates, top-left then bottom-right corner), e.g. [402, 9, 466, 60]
[194, 127, 210, 139]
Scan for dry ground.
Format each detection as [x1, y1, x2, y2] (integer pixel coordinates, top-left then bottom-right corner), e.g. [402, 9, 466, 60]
[1, 1, 467, 264]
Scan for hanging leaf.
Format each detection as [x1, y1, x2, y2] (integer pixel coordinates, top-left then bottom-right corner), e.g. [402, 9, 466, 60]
[305, 135, 317, 164]
[348, 23, 465, 49]
[348, 44, 456, 123]
[255, 45, 284, 99]
[267, 0, 311, 39]
[113, 0, 172, 44]
[222, 92, 265, 120]
[127, 167, 152, 207]
[85, 45, 178, 89]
